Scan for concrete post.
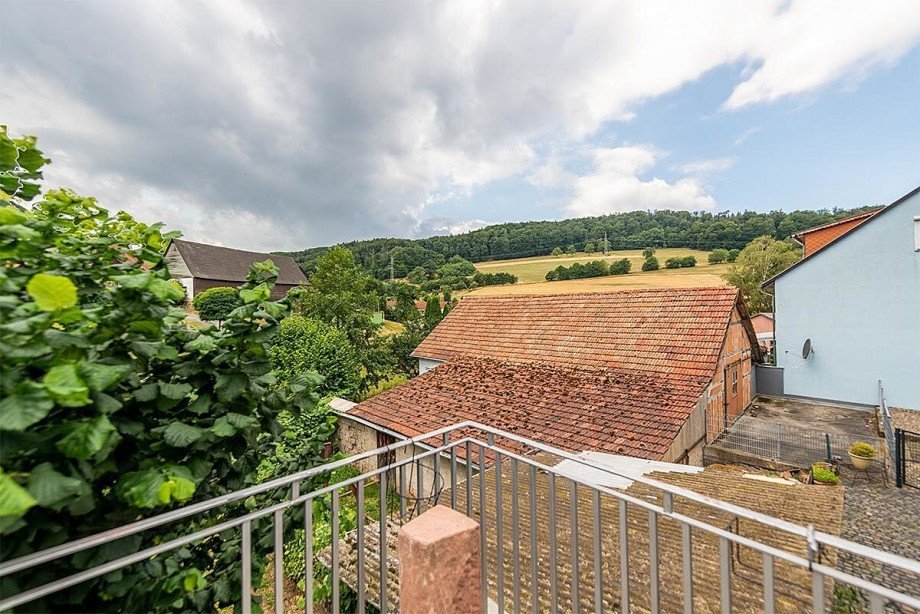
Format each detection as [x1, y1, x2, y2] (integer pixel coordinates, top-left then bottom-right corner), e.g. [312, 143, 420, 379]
[397, 504, 483, 614]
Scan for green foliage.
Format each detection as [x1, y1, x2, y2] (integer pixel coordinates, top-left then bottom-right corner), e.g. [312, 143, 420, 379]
[545, 259, 612, 281]
[642, 247, 656, 258]
[551, 247, 563, 256]
[641, 256, 660, 271]
[665, 255, 697, 269]
[811, 464, 839, 485]
[565, 244, 577, 254]
[355, 374, 409, 402]
[727, 248, 740, 262]
[0, 192, 322, 611]
[383, 281, 422, 324]
[583, 241, 595, 254]
[723, 236, 801, 313]
[848, 441, 877, 458]
[271, 316, 362, 398]
[608, 258, 631, 275]
[423, 295, 444, 328]
[406, 266, 429, 284]
[192, 286, 242, 325]
[1, 126, 50, 203]
[436, 255, 476, 277]
[472, 272, 517, 286]
[708, 248, 729, 264]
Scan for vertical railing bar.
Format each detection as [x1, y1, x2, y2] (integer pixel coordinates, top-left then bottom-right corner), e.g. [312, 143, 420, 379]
[548, 472, 559, 614]
[331, 489, 340, 613]
[592, 489, 602, 614]
[357, 480, 366, 614]
[305, 500, 313, 614]
[496, 451, 505, 614]
[570, 479, 580, 614]
[399, 462, 407, 521]
[379, 471, 388, 614]
[762, 552, 774, 614]
[466, 440, 473, 516]
[619, 500, 629, 614]
[682, 523, 693, 614]
[868, 592, 884, 614]
[242, 519, 252, 614]
[451, 445, 458, 510]
[415, 456, 423, 517]
[274, 509, 284, 614]
[529, 464, 539, 614]
[648, 510, 659, 614]
[811, 570, 824, 614]
[479, 443, 489, 614]
[720, 536, 731, 614]
[292, 480, 300, 501]
[511, 457, 522, 612]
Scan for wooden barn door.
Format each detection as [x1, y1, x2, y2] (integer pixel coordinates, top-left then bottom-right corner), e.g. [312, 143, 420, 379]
[725, 360, 744, 422]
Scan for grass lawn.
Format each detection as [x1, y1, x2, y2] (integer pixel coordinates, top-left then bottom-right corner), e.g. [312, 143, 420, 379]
[474, 248, 718, 284]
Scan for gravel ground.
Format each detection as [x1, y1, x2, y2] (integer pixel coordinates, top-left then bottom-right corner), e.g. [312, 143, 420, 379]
[892, 409, 920, 433]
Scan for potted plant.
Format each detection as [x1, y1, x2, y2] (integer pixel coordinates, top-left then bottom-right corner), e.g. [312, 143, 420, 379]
[811, 463, 839, 485]
[848, 441, 877, 469]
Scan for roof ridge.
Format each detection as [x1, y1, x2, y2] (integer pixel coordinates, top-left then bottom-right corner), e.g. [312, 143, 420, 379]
[459, 286, 737, 301]
[792, 208, 882, 238]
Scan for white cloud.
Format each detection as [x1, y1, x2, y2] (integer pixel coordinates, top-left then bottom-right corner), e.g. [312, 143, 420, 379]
[3, 0, 918, 249]
[677, 157, 735, 174]
[567, 146, 717, 217]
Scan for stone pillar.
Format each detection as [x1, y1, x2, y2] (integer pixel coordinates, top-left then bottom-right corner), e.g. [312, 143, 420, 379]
[397, 504, 483, 614]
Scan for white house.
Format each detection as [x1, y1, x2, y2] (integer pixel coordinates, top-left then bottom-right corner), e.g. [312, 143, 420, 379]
[766, 186, 920, 409]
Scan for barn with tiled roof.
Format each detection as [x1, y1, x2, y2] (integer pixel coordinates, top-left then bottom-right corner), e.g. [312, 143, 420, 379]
[336, 287, 761, 493]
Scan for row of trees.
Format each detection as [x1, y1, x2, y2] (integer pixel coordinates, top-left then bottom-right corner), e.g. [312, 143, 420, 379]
[287, 206, 875, 276]
[545, 258, 631, 281]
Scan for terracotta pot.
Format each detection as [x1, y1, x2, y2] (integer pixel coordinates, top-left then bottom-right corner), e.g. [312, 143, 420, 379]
[849, 453, 873, 470]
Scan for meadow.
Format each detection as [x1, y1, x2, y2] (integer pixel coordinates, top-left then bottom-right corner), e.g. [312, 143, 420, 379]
[470, 248, 730, 295]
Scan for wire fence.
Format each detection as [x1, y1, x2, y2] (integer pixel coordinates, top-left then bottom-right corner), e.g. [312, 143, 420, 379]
[879, 380, 896, 462]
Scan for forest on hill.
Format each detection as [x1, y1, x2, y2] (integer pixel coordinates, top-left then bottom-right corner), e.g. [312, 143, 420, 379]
[284, 206, 876, 280]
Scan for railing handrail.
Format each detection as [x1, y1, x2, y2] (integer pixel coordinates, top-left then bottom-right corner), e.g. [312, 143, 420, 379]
[3, 421, 919, 613]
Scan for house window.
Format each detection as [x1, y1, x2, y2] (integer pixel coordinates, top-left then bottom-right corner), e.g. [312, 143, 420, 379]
[914, 216, 920, 251]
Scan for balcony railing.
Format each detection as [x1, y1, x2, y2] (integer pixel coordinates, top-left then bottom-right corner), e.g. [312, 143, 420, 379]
[1, 421, 918, 613]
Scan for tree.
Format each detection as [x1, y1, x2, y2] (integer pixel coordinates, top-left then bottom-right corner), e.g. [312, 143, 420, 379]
[436, 256, 476, 277]
[642, 256, 659, 271]
[642, 247, 656, 259]
[271, 316, 362, 398]
[566, 244, 577, 254]
[406, 266, 428, 284]
[708, 249, 729, 264]
[608, 258, 631, 275]
[192, 286, 242, 327]
[727, 248, 740, 262]
[584, 241, 595, 254]
[551, 247, 563, 257]
[0, 191, 323, 612]
[724, 236, 801, 313]
[423, 294, 444, 329]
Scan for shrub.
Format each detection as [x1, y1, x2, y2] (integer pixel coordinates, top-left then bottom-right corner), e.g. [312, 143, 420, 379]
[642, 247, 656, 259]
[355, 374, 409, 401]
[848, 441, 877, 458]
[545, 260, 611, 281]
[708, 249, 729, 264]
[271, 316, 362, 398]
[406, 266, 429, 284]
[642, 256, 659, 271]
[551, 247, 563, 257]
[473, 272, 517, 286]
[436, 256, 476, 278]
[584, 241, 595, 254]
[665, 255, 697, 269]
[566, 244, 577, 254]
[811, 464, 839, 485]
[682, 255, 697, 267]
[0, 192, 322, 612]
[727, 248, 740, 262]
[608, 258, 631, 275]
[192, 286, 242, 325]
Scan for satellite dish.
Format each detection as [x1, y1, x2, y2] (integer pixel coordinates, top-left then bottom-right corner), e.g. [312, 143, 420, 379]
[802, 338, 813, 359]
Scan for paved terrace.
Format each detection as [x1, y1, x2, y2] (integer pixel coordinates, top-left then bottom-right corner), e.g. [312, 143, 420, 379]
[323, 455, 844, 613]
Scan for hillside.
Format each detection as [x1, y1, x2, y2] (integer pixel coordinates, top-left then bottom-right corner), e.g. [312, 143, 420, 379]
[283, 206, 876, 279]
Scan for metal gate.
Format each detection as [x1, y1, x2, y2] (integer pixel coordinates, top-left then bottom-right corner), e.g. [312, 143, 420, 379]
[895, 428, 920, 489]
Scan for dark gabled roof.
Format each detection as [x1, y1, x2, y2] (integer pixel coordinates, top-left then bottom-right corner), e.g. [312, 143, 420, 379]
[169, 239, 307, 285]
[764, 185, 920, 287]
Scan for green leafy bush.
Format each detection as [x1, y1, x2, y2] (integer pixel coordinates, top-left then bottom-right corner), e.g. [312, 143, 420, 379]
[727, 248, 740, 262]
[642, 256, 660, 271]
[665, 255, 697, 269]
[0, 189, 322, 612]
[192, 286, 242, 325]
[848, 441, 877, 458]
[473, 272, 517, 286]
[271, 316, 362, 398]
[551, 247, 563, 256]
[708, 249, 729, 264]
[608, 258, 631, 275]
[811, 464, 839, 484]
[642, 247, 656, 258]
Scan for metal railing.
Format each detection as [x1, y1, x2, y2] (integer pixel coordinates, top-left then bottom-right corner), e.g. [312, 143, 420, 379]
[2, 421, 919, 613]
[879, 380, 896, 462]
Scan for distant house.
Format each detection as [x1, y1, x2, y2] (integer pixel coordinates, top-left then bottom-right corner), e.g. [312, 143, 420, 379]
[750, 312, 774, 354]
[166, 239, 307, 300]
[792, 208, 882, 257]
[765, 186, 920, 408]
[335, 287, 762, 493]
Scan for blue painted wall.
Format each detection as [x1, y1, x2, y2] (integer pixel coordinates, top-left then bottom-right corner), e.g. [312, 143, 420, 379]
[774, 190, 920, 408]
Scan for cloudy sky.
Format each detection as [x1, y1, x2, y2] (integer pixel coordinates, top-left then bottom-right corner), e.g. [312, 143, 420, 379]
[3, 1, 920, 251]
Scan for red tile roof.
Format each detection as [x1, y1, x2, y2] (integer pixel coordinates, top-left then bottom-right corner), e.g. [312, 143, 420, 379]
[412, 287, 742, 383]
[348, 357, 704, 463]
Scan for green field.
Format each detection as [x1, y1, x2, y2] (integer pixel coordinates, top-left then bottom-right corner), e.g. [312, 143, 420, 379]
[474, 248, 721, 284]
